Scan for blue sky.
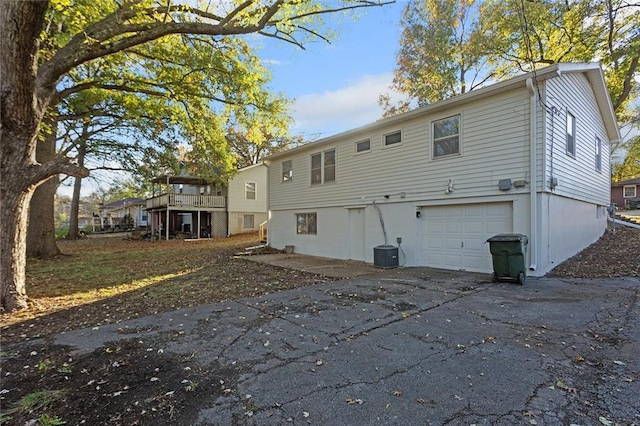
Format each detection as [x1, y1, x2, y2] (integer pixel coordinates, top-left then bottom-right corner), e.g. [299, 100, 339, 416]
[254, 1, 408, 139]
[61, 2, 409, 196]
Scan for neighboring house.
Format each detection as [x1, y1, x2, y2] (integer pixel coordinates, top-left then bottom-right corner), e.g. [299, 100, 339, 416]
[101, 198, 148, 230]
[227, 163, 268, 236]
[146, 164, 267, 239]
[264, 63, 620, 277]
[611, 178, 640, 210]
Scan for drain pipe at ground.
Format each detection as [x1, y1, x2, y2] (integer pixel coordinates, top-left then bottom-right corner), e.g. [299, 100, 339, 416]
[526, 78, 538, 272]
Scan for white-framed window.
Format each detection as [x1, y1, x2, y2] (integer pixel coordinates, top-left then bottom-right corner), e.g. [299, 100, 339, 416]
[355, 139, 371, 154]
[383, 131, 402, 147]
[623, 185, 637, 198]
[310, 149, 336, 184]
[566, 112, 576, 157]
[282, 160, 292, 182]
[245, 181, 256, 200]
[296, 212, 317, 235]
[432, 115, 460, 158]
[595, 137, 602, 172]
[243, 214, 254, 229]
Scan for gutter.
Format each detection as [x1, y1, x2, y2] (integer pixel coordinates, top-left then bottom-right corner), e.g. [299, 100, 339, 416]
[526, 78, 538, 272]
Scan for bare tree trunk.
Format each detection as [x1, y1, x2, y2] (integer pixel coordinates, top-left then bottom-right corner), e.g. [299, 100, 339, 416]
[1, 1, 48, 311]
[0, 189, 33, 312]
[27, 116, 61, 258]
[67, 142, 86, 240]
[27, 177, 61, 258]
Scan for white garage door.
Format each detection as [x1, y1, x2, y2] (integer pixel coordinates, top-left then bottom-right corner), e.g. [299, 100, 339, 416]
[420, 203, 512, 273]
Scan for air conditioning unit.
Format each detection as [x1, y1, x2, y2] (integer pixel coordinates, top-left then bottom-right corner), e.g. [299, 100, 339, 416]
[373, 245, 399, 269]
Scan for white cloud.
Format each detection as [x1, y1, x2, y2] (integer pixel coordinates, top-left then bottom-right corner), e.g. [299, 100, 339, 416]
[290, 73, 408, 139]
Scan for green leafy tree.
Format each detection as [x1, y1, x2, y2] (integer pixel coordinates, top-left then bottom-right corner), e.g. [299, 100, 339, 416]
[480, 0, 639, 124]
[1, 0, 390, 312]
[612, 135, 640, 181]
[381, 0, 493, 115]
[387, 0, 638, 124]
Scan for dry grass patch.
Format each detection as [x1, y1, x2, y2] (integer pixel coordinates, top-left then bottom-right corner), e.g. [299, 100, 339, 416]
[1, 233, 333, 344]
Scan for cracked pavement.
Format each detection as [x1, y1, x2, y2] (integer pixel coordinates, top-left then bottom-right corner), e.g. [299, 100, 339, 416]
[50, 270, 640, 425]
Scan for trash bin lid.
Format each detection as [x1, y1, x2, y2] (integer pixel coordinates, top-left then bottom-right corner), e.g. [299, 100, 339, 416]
[486, 234, 528, 243]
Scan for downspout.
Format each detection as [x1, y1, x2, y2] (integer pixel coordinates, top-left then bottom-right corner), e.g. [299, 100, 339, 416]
[526, 78, 538, 272]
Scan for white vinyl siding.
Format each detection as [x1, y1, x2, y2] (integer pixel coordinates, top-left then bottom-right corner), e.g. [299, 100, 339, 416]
[269, 89, 531, 211]
[545, 73, 611, 205]
[227, 164, 268, 234]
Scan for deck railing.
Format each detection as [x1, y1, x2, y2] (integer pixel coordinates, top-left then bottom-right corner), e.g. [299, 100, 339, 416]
[259, 220, 267, 243]
[146, 193, 226, 209]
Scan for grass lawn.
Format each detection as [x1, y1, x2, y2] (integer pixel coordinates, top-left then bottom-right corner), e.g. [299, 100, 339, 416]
[1, 233, 331, 344]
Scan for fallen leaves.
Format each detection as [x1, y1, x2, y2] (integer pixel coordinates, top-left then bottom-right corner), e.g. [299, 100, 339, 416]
[555, 380, 577, 393]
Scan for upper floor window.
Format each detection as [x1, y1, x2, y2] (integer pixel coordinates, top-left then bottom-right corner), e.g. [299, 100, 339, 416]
[432, 115, 460, 158]
[282, 160, 293, 182]
[355, 139, 371, 154]
[595, 137, 602, 172]
[311, 149, 336, 184]
[245, 181, 256, 200]
[383, 131, 402, 147]
[566, 112, 576, 157]
[623, 185, 637, 198]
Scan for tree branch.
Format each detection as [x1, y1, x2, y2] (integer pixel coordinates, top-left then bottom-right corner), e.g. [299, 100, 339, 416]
[29, 160, 89, 188]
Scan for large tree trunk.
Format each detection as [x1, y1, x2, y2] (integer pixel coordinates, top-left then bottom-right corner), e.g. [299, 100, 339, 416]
[67, 142, 86, 240]
[27, 176, 61, 258]
[1, 1, 87, 312]
[27, 116, 61, 259]
[1, 1, 49, 311]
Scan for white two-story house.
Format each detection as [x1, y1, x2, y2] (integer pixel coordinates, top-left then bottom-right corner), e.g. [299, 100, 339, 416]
[146, 163, 267, 239]
[264, 63, 620, 277]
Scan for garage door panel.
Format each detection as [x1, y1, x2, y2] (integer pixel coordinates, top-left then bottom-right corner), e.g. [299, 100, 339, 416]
[421, 202, 512, 273]
[486, 220, 508, 234]
[464, 221, 483, 234]
[486, 203, 509, 216]
[464, 205, 484, 216]
[445, 237, 461, 249]
[444, 254, 462, 268]
[445, 222, 462, 233]
[427, 222, 445, 233]
[426, 237, 443, 249]
[465, 237, 485, 251]
[426, 252, 443, 265]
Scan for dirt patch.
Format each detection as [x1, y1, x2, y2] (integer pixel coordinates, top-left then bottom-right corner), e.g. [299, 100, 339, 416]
[549, 225, 640, 278]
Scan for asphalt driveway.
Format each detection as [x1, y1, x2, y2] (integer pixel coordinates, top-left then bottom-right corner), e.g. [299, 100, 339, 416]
[50, 266, 640, 425]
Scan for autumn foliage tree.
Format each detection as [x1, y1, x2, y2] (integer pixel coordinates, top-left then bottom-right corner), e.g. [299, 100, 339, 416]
[0, 0, 389, 312]
[384, 0, 639, 126]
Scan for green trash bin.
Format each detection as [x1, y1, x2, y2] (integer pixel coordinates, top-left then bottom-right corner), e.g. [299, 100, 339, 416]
[486, 234, 528, 285]
[629, 200, 638, 210]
